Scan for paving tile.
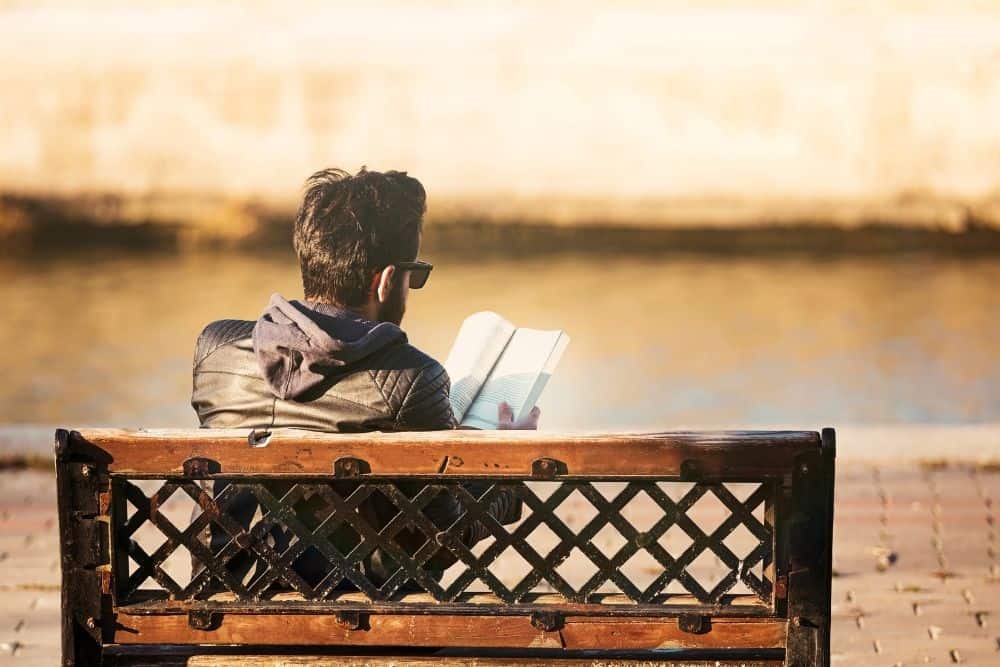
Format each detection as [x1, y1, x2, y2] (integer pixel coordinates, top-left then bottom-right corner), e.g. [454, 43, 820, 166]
[7, 463, 1000, 664]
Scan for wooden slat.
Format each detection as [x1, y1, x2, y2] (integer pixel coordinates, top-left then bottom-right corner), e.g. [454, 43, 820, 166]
[187, 656, 784, 667]
[112, 614, 787, 650]
[70, 428, 819, 477]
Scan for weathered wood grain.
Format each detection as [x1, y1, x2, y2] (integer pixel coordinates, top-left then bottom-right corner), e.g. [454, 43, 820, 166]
[69, 428, 820, 477]
[112, 614, 787, 650]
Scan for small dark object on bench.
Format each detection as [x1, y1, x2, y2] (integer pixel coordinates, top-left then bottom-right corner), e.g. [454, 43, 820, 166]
[55, 427, 836, 666]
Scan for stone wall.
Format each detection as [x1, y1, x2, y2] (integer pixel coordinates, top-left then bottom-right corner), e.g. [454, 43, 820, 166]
[1, 1, 999, 228]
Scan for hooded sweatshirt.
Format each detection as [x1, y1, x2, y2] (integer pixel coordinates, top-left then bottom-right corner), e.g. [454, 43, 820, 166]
[191, 293, 455, 432]
[253, 294, 407, 401]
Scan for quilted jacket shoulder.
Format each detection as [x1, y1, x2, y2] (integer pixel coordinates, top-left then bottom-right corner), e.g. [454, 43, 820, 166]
[369, 342, 455, 430]
[194, 319, 255, 366]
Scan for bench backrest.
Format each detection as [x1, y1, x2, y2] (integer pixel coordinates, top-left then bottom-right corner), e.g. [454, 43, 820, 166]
[55, 428, 835, 666]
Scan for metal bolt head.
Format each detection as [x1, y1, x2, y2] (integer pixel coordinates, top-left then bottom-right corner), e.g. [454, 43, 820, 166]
[680, 460, 700, 480]
[530, 611, 562, 632]
[678, 614, 706, 634]
[187, 610, 217, 630]
[80, 465, 93, 478]
[85, 616, 97, 630]
[531, 457, 564, 478]
[334, 611, 361, 630]
[334, 457, 368, 478]
[799, 463, 810, 476]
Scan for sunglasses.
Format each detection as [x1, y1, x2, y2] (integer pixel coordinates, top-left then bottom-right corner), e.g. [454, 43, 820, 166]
[393, 260, 434, 289]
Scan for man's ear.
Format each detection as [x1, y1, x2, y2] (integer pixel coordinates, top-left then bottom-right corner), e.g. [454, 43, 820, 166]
[375, 265, 397, 304]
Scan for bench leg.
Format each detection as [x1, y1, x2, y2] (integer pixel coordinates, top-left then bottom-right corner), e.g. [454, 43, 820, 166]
[784, 427, 836, 667]
[56, 429, 108, 666]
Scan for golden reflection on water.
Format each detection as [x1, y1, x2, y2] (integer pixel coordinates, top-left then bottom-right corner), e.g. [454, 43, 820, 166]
[1, 252, 997, 428]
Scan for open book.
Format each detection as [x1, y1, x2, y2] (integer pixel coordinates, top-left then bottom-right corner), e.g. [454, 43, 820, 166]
[444, 311, 569, 429]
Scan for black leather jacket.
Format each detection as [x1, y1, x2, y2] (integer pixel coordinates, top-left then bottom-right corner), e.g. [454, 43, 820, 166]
[192, 295, 456, 432]
[191, 295, 517, 585]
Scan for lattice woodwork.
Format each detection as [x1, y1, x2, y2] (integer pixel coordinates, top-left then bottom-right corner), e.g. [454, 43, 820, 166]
[115, 477, 775, 610]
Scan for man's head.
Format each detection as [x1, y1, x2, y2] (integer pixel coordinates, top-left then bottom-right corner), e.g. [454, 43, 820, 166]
[293, 167, 428, 325]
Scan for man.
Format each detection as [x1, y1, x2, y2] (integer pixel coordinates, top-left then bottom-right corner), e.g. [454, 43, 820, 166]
[191, 167, 535, 588]
[192, 167, 537, 432]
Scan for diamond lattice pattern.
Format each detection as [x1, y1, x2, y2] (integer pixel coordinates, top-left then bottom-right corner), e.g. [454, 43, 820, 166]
[116, 478, 774, 606]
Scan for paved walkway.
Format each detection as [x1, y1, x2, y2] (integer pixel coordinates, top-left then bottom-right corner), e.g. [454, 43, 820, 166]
[3, 463, 1000, 665]
[0, 470, 60, 666]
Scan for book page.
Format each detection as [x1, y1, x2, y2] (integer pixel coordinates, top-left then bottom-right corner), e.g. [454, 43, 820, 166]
[443, 311, 516, 421]
[461, 328, 569, 429]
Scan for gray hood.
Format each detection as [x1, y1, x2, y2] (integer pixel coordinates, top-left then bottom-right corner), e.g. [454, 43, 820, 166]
[252, 293, 406, 400]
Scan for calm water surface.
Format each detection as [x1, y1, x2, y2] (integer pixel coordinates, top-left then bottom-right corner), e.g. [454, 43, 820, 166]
[2, 252, 997, 429]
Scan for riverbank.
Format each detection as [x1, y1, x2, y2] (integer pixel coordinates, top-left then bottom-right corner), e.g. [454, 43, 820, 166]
[4, 3, 1000, 222]
[4, 192, 1000, 255]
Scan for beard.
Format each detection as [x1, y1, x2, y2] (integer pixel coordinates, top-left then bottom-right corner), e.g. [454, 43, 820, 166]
[376, 282, 406, 325]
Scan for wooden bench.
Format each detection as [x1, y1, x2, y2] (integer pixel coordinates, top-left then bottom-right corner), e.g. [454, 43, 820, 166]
[55, 428, 835, 666]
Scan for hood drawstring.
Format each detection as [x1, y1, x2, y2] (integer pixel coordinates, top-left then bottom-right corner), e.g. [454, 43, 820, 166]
[248, 397, 277, 448]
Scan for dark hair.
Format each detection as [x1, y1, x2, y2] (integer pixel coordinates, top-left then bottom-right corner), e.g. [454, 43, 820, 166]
[293, 167, 425, 306]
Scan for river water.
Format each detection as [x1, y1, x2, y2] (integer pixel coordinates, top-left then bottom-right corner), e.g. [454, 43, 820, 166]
[2, 251, 997, 431]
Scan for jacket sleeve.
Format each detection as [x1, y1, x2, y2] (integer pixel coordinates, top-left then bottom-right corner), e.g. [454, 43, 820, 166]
[395, 361, 458, 431]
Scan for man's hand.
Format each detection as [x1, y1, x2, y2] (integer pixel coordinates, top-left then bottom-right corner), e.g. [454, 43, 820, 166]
[497, 402, 540, 430]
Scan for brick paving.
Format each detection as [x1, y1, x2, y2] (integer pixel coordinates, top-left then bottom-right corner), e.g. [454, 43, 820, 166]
[3, 464, 1000, 665]
[0, 470, 60, 667]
